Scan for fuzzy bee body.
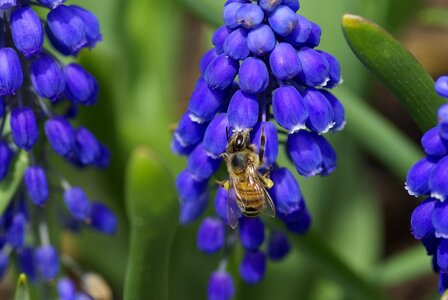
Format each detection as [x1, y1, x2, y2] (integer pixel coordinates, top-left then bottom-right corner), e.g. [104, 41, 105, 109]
[220, 128, 275, 229]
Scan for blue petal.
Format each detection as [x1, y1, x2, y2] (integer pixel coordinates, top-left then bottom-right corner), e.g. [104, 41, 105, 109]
[24, 166, 49, 206]
[267, 231, 290, 261]
[287, 131, 323, 177]
[268, 5, 297, 36]
[406, 157, 437, 197]
[239, 250, 266, 284]
[297, 47, 330, 87]
[269, 43, 301, 80]
[435, 76, 448, 98]
[236, 3, 264, 29]
[272, 85, 308, 133]
[0, 48, 23, 96]
[203, 113, 229, 157]
[212, 26, 232, 54]
[197, 217, 225, 254]
[410, 197, 436, 240]
[429, 156, 448, 201]
[11, 7, 44, 58]
[250, 121, 278, 167]
[187, 143, 222, 180]
[207, 271, 235, 300]
[10, 107, 39, 151]
[188, 78, 225, 123]
[239, 57, 269, 94]
[247, 24, 276, 56]
[35, 245, 59, 281]
[302, 88, 335, 134]
[239, 217, 265, 250]
[227, 90, 259, 130]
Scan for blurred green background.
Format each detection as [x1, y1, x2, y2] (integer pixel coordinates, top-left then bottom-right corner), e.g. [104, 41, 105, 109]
[23, 0, 448, 299]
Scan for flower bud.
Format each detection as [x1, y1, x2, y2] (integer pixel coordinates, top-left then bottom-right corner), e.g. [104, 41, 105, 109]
[45, 117, 75, 157]
[297, 48, 330, 87]
[18, 247, 36, 281]
[197, 217, 225, 254]
[179, 192, 209, 224]
[272, 86, 307, 133]
[58, 277, 76, 300]
[421, 127, 448, 158]
[239, 217, 265, 250]
[429, 157, 448, 201]
[307, 21, 322, 47]
[247, 24, 276, 56]
[188, 79, 225, 123]
[318, 50, 342, 88]
[320, 90, 345, 131]
[435, 76, 448, 98]
[285, 15, 312, 48]
[239, 57, 269, 94]
[239, 250, 266, 284]
[70, 5, 102, 48]
[213, 27, 232, 55]
[46, 5, 87, 55]
[259, 0, 281, 12]
[176, 170, 208, 202]
[302, 88, 334, 134]
[31, 54, 65, 101]
[35, 245, 59, 281]
[200, 48, 219, 74]
[214, 187, 228, 221]
[268, 231, 290, 260]
[37, 0, 65, 8]
[24, 166, 49, 206]
[0, 0, 15, 9]
[205, 54, 239, 91]
[223, 2, 244, 29]
[64, 63, 99, 105]
[269, 43, 301, 80]
[250, 121, 278, 167]
[171, 137, 195, 156]
[0, 142, 13, 181]
[438, 103, 448, 140]
[269, 168, 305, 221]
[11, 107, 39, 151]
[63, 187, 91, 221]
[6, 213, 26, 248]
[75, 127, 101, 165]
[11, 7, 44, 58]
[227, 90, 259, 130]
[313, 134, 336, 176]
[282, 0, 300, 12]
[224, 28, 249, 61]
[95, 144, 111, 168]
[0, 48, 23, 95]
[208, 271, 235, 300]
[437, 239, 448, 273]
[187, 143, 222, 180]
[236, 3, 264, 29]
[433, 200, 448, 239]
[287, 131, 322, 177]
[410, 197, 436, 240]
[406, 157, 437, 197]
[268, 5, 297, 36]
[203, 113, 228, 157]
[285, 206, 311, 234]
[175, 113, 207, 147]
[90, 202, 117, 234]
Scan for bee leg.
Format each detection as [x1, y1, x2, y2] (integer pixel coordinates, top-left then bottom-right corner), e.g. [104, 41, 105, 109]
[259, 125, 266, 164]
[258, 173, 274, 189]
[216, 180, 231, 190]
[220, 153, 229, 162]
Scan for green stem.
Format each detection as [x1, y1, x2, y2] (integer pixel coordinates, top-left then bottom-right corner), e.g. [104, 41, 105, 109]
[123, 148, 178, 300]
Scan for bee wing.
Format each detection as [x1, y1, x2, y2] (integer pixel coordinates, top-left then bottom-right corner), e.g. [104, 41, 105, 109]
[247, 165, 276, 218]
[227, 179, 242, 229]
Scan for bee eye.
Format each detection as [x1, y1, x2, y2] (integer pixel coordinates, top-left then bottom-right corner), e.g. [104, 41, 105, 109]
[235, 135, 244, 149]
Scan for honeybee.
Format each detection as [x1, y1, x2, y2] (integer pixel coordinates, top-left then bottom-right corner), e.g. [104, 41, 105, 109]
[219, 127, 275, 229]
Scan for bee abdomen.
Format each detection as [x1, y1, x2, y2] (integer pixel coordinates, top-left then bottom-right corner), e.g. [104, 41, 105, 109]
[239, 190, 264, 216]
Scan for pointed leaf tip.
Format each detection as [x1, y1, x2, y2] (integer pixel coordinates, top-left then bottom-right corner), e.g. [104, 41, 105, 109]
[15, 273, 30, 300]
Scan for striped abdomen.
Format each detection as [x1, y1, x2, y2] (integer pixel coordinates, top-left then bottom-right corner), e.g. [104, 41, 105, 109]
[235, 181, 264, 217]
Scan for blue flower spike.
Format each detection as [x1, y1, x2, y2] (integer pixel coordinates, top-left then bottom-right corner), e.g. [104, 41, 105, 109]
[172, 0, 345, 296]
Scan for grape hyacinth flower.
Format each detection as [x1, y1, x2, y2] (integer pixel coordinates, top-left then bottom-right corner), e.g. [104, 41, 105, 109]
[171, 0, 345, 298]
[406, 75, 448, 294]
[0, 0, 116, 294]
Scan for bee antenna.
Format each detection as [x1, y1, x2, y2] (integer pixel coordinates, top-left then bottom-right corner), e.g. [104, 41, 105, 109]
[226, 127, 230, 141]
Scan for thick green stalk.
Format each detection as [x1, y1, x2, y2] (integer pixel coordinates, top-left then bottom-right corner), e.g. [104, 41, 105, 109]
[342, 14, 446, 132]
[123, 148, 177, 300]
[0, 151, 28, 215]
[14, 274, 30, 300]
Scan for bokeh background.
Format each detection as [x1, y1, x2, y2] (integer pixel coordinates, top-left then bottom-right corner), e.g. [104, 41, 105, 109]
[3, 0, 448, 299]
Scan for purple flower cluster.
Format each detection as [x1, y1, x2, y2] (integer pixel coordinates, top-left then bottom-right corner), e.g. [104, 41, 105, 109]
[407, 75, 448, 294]
[0, 0, 116, 286]
[172, 0, 345, 299]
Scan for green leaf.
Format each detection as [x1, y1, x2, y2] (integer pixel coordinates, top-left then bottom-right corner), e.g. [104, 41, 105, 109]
[334, 87, 423, 179]
[123, 147, 178, 300]
[14, 274, 30, 300]
[342, 14, 446, 132]
[0, 151, 28, 216]
[175, 0, 223, 28]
